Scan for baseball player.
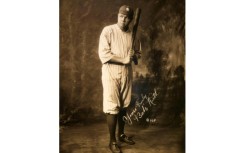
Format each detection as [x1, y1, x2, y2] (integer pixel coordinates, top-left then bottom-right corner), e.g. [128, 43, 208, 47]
[98, 5, 137, 153]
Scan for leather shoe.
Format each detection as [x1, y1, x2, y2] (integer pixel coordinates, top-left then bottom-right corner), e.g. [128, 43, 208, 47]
[109, 142, 121, 153]
[119, 134, 135, 145]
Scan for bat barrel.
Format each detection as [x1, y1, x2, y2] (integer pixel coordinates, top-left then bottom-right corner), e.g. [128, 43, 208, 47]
[131, 8, 141, 65]
[134, 8, 141, 25]
[131, 8, 141, 49]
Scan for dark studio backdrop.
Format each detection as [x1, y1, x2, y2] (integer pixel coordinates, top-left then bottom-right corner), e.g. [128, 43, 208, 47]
[60, 0, 185, 131]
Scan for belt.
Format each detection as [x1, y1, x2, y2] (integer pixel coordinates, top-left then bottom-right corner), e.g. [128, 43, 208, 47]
[106, 61, 130, 66]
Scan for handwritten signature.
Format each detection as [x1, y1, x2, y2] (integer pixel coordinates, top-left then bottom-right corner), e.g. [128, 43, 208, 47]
[123, 88, 158, 125]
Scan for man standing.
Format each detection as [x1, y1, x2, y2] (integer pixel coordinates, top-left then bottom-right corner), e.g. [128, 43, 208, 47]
[98, 5, 137, 153]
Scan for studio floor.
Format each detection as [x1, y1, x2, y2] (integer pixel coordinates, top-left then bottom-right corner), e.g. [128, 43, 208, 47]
[60, 122, 185, 153]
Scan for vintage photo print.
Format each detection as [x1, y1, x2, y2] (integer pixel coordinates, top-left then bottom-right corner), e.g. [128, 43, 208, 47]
[60, 0, 185, 152]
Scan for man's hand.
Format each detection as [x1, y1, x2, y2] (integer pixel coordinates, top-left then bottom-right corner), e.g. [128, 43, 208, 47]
[129, 49, 135, 58]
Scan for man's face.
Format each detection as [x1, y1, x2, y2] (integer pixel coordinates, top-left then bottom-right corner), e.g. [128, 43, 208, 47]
[117, 13, 131, 30]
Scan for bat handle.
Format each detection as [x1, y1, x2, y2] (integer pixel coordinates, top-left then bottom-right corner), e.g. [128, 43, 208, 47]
[132, 55, 138, 65]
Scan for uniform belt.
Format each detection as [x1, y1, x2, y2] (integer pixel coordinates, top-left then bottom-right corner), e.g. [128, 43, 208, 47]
[107, 61, 126, 66]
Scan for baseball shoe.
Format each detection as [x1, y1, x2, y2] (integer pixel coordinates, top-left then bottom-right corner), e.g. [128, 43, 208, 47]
[119, 134, 135, 145]
[109, 141, 121, 153]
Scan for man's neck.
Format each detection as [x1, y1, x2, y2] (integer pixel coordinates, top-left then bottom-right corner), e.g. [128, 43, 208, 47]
[117, 23, 128, 32]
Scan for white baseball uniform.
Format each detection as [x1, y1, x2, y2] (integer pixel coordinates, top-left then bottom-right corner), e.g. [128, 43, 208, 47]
[98, 24, 133, 114]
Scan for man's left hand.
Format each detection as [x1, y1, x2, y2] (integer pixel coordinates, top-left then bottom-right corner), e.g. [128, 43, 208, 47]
[129, 49, 135, 58]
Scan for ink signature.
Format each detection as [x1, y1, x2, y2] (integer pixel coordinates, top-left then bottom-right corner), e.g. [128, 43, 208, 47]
[123, 88, 158, 125]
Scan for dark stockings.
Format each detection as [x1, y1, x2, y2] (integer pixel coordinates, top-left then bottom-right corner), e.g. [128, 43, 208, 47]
[106, 114, 118, 143]
[106, 109, 127, 143]
[118, 109, 126, 136]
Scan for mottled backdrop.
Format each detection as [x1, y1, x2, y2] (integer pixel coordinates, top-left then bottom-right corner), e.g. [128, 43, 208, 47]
[60, 0, 185, 127]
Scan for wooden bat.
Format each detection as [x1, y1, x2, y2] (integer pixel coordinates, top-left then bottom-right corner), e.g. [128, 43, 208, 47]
[131, 8, 141, 65]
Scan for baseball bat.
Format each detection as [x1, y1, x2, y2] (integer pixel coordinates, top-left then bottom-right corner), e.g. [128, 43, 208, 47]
[131, 8, 141, 65]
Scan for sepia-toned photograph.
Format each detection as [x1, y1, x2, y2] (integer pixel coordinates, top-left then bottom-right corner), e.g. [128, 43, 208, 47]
[2, 1, 245, 153]
[60, 0, 185, 152]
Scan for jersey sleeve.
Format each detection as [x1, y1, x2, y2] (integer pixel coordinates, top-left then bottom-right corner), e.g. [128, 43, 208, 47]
[98, 27, 113, 64]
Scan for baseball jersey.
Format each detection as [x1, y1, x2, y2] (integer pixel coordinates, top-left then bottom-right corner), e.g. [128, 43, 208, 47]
[98, 24, 133, 114]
